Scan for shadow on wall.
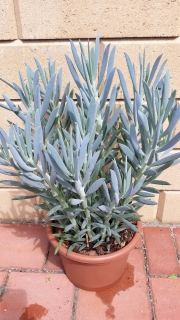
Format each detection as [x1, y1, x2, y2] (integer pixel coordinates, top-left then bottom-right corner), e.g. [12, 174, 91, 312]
[0, 188, 46, 221]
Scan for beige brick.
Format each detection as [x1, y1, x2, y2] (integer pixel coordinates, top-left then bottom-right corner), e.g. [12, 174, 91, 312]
[0, 188, 45, 221]
[0, 40, 90, 99]
[101, 38, 180, 98]
[157, 191, 180, 223]
[0, 0, 18, 40]
[14, 0, 180, 39]
[139, 194, 159, 223]
[152, 151, 180, 191]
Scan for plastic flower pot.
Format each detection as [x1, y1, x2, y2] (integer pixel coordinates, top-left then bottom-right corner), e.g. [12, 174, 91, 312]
[46, 220, 142, 291]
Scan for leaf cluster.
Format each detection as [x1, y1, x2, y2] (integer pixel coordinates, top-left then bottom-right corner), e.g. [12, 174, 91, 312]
[0, 36, 180, 253]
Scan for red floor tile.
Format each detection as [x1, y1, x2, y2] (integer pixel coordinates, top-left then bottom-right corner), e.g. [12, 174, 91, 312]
[150, 278, 180, 320]
[0, 272, 74, 319]
[0, 272, 7, 286]
[0, 224, 48, 269]
[144, 227, 179, 276]
[76, 249, 152, 320]
[173, 228, 180, 256]
[46, 245, 64, 271]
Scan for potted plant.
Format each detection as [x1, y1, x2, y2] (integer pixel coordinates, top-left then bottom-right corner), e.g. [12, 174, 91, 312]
[0, 36, 180, 291]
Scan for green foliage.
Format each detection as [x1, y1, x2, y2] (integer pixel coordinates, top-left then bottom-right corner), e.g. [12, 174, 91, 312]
[168, 273, 179, 280]
[0, 36, 180, 253]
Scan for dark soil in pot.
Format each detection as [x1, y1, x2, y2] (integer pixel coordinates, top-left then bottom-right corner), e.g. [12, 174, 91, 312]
[59, 228, 136, 256]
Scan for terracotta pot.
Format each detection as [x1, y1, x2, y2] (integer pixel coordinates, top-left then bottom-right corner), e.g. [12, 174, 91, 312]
[46, 220, 142, 291]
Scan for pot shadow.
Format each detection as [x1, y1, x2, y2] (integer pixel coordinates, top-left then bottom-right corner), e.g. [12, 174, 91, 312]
[46, 244, 64, 271]
[96, 262, 134, 319]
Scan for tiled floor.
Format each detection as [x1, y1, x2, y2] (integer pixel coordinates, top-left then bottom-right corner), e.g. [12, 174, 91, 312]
[0, 223, 180, 320]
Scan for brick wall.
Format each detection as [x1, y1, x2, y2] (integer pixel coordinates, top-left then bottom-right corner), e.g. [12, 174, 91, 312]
[0, 0, 180, 222]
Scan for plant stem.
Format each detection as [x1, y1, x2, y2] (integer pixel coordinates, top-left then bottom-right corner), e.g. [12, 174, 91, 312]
[101, 212, 112, 241]
[81, 195, 92, 238]
[75, 180, 92, 238]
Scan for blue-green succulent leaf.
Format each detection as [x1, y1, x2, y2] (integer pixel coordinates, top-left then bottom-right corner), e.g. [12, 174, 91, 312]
[55, 68, 62, 106]
[148, 54, 163, 86]
[137, 198, 157, 205]
[152, 152, 180, 167]
[117, 69, 133, 113]
[107, 46, 116, 77]
[8, 144, 35, 172]
[153, 60, 167, 88]
[41, 73, 56, 119]
[161, 105, 180, 138]
[107, 107, 121, 132]
[124, 52, 138, 92]
[65, 55, 83, 90]
[47, 142, 71, 176]
[86, 178, 105, 196]
[34, 127, 42, 164]
[25, 109, 32, 158]
[79, 134, 90, 171]
[119, 143, 139, 167]
[102, 181, 111, 202]
[19, 175, 47, 189]
[157, 132, 180, 153]
[131, 177, 146, 196]
[98, 205, 111, 212]
[45, 107, 58, 135]
[97, 43, 110, 89]
[100, 68, 116, 110]
[56, 175, 76, 193]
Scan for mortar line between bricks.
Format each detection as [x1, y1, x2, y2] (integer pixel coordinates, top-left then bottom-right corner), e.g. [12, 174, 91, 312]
[169, 227, 180, 262]
[71, 287, 79, 320]
[42, 242, 51, 271]
[149, 274, 180, 278]
[0, 271, 10, 302]
[141, 231, 156, 320]
[0, 267, 64, 274]
[0, 36, 179, 43]
[0, 220, 46, 225]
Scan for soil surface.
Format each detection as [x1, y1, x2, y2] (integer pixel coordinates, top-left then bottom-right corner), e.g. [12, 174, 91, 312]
[55, 227, 136, 256]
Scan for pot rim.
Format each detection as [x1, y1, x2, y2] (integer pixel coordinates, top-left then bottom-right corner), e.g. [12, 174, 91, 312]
[46, 220, 142, 264]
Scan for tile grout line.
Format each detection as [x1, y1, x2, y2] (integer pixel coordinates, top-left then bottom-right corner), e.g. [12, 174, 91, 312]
[42, 242, 51, 271]
[169, 227, 180, 264]
[70, 286, 79, 320]
[0, 220, 46, 225]
[0, 271, 10, 302]
[141, 230, 156, 320]
[0, 267, 64, 274]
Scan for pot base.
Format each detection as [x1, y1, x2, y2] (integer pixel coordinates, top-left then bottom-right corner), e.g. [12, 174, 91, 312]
[46, 220, 142, 291]
[67, 271, 126, 292]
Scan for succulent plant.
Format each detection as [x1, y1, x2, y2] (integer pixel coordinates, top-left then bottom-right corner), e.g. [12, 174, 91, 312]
[0, 35, 180, 253]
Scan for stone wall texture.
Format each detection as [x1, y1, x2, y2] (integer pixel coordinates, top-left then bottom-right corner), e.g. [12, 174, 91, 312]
[0, 0, 180, 222]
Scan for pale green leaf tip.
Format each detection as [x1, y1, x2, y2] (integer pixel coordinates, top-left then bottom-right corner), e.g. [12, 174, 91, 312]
[168, 273, 179, 280]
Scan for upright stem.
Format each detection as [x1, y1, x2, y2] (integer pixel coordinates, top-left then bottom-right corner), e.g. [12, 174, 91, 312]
[101, 211, 112, 241]
[75, 180, 92, 238]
